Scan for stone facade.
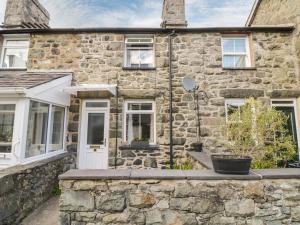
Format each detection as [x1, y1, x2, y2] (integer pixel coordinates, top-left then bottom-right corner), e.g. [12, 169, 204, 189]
[0, 153, 75, 225]
[4, 0, 50, 28]
[250, 0, 300, 84]
[26, 29, 299, 169]
[59, 176, 300, 225]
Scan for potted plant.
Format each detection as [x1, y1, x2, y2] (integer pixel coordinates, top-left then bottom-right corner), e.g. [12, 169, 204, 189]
[131, 138, 150, 149]
[212, 98, 296, 175]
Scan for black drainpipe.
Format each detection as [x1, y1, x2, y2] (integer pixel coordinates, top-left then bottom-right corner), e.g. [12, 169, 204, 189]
[169, 30, 176, 169]
[114, 82, 119, 169]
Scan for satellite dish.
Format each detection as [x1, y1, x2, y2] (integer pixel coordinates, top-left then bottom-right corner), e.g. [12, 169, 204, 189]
[182, 76, 198, 92]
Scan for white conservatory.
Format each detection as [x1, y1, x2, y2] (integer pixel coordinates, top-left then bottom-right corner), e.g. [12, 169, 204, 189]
[0, 72, 72, 169]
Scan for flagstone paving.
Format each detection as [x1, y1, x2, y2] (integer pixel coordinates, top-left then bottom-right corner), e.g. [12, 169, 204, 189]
[21, 197, 59, 225]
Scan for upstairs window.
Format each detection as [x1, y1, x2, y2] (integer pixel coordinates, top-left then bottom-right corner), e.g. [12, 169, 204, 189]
[124, 37, 154, 68]
[222, 37, 251, 68]
[1, 37, 30, 69]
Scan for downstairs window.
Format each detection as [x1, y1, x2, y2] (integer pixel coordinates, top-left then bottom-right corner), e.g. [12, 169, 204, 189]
[25, 100, 66, 158]
[124, 101, 155, 144]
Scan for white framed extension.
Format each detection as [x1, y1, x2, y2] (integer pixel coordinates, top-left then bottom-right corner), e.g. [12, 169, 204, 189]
[0, 74, 72, 169]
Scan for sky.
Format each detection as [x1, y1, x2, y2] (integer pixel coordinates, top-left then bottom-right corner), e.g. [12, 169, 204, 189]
[0, 0, 255, 28]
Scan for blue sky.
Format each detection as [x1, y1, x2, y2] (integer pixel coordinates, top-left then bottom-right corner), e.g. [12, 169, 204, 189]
[0, 0, 255, 28]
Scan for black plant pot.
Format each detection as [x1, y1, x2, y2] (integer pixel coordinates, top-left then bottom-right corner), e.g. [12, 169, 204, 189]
[191, 143, 203, 152]
[211, 155, 252, 175]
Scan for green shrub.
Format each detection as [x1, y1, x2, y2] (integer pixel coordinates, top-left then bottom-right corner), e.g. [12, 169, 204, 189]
[226, 98, 296, 169]
[172, 159, 194, 170]
[52, 185, 61, 196]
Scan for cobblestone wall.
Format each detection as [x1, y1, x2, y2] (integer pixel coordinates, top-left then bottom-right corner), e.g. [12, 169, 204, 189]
[59, 176, 300, 225]
[0, 153, 75, 225]
[28, 30, 299, 168]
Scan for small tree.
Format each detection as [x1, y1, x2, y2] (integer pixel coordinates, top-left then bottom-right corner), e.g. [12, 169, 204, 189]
[226, 98, 296, 169]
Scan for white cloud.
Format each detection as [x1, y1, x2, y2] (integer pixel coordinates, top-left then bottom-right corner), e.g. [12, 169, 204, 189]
[0, 0, 255, 28]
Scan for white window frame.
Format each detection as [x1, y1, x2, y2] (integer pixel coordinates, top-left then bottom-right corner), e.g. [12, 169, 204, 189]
[0, 34, 30, 69]
[124, 36, 155, 68]
[123, 100, 156, 145]
[225, 99, 246, 122]
[21, 99, 67, 164]
[271, 98, 300, 157]
[221, 36, 251, 68]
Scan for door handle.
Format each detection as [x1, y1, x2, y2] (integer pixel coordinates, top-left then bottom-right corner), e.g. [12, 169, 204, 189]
[104, 138, 107, 147]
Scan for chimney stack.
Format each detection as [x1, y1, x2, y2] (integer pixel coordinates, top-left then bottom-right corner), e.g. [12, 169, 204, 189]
[3, 0, 50, 29]
[161, 0, 188, 28]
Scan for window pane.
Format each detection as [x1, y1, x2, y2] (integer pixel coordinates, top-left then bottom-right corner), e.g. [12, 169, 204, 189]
[235, 55, 246, 67]
[227, 104, 239, 117]
[0, 105, 15, 153]
[86, 102, 108, 108]
[140, 50, 154, 67]
[6, 40, 29, 47]
[2, 48, 28, 68]
[223, 56, 235, 68]
[222, 39, 234, 52]
[127, 49, 140, 67]
[128, 103, 153, 111]
[49, 106, 65, 152]
[235, 39, 246, 52]
[87, 113, 104, 145]
[26, 101, 49, 158]
[126, 114, 154, 143]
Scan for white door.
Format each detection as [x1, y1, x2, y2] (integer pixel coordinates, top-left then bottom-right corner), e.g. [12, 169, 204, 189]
[79, 100, 109, 169]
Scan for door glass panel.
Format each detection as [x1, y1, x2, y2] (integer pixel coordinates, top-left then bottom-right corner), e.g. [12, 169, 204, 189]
[87, 113, 104, 145]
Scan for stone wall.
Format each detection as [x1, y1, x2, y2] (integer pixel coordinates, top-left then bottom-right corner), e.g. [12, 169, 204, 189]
[251, 0, 300, 87]
[59, 170, 300, 225]
[27, 30, 299, 168]
[0, 153, 75, 225]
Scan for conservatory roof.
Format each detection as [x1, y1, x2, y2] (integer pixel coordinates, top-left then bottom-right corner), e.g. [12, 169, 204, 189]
[0, 71, 72, 106]
[0, 71, 70, 88]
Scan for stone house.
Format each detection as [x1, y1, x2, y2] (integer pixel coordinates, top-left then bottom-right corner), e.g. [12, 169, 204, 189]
[0, 0, 299, 170]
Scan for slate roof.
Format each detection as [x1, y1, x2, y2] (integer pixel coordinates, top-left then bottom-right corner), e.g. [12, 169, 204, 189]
[0, 71, 71, 89]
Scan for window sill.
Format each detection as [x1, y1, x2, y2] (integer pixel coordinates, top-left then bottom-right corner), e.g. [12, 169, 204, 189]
[222, 67, 257, 71]
[122, 67, 156, 71]
[119, 144, 159, 151]
[0, 68, 27, 71]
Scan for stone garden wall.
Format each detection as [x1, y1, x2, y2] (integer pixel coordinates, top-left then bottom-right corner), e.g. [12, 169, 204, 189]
[27, 30, 299, 168]
[59, 169, 300, 225]
[0, 153, 75, 225]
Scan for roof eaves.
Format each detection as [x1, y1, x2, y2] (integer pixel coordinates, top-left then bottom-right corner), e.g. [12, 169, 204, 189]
[0, 25, 295, 34]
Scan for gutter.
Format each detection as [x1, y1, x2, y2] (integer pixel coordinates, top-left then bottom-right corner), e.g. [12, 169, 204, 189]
[0, 26, 294, 35]
[0, 87, 27, 95]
